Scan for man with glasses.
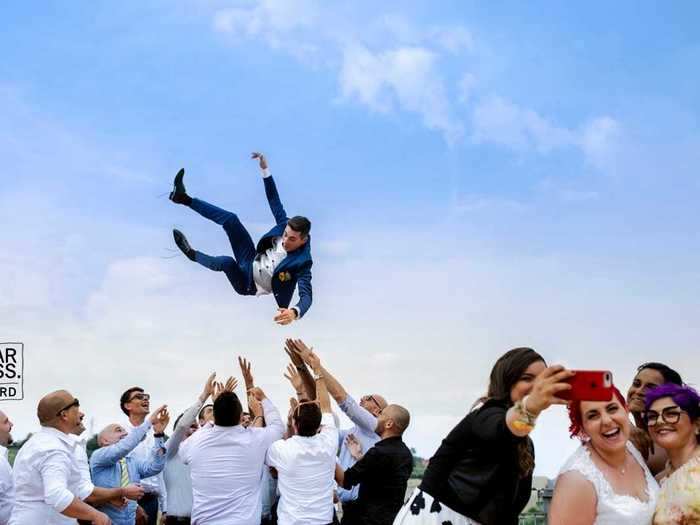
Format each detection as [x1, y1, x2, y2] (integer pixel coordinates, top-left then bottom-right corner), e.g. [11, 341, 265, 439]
[286, 340, 387, 525]
[9, 391, 111, 524]
[120, 387, 167, 524]
[0, 409, 14, 525]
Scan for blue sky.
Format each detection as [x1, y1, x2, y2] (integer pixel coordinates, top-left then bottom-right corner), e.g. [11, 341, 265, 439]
[1, 1, 699, 476]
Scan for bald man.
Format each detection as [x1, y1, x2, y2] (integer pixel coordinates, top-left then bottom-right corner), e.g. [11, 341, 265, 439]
[286, 339, 387, 524]
[9, 390, 111, 524]
[90, 407, 169, 525]
[0, 409, 14, 525]
[334, 404, 413, 525]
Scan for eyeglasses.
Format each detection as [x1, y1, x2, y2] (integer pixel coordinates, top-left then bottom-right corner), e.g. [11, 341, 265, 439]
[644, 406, 683, 426]
[56, 398, 80, 417]
[129, 393, 150, 402]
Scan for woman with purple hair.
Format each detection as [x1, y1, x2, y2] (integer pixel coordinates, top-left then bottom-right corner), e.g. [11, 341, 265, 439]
[644, 383, 700, 524]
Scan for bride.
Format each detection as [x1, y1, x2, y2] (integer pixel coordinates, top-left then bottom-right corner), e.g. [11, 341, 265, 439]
[549, 387, 658, 525]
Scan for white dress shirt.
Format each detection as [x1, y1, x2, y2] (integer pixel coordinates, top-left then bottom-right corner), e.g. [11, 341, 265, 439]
[253, 236, 288, 295]
[266, 413, 339, 525]
[179, 398, 284, 525]
[9, 427, 94, 525]
[163, 400, 205, 518]
[0, 445, 14, 525]
[124, 419, 167, 512]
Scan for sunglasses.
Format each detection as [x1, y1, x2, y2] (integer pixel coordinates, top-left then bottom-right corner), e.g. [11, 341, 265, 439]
[129, 393, 150, 402]
[56, 398, 80, 417]
[644, 406, 683, 427]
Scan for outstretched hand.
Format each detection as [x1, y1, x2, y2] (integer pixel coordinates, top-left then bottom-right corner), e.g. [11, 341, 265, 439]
[251, 152, 268, 170]
[238, 356, 254, 391]
[199, 372, 217, 403]
[151, 406, 170, 434]
[274, 308, 298, 325]
[284, 363, 305, 394]
[213, 377, 238, 401]
[289, 339, 320, 371]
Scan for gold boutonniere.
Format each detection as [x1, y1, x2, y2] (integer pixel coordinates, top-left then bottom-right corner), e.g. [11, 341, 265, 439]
[278, 271, 292, 282]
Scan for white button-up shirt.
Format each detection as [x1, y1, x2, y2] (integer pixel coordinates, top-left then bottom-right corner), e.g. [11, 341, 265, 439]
[9, 427, 94, 525]
[0, 445, 14, 525]
[178, 399, 284, 525]
[266, 413, 339, 525]
[253, 236, 288, 295]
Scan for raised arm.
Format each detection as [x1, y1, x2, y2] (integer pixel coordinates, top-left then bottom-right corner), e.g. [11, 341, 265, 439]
[252, 152, 288, 225]
[250, 387, 285, 443]
[299, 346, 331, 414]
[90, 408, 166, 467]
[165, 372, 216, 460]
[138, 408, 170, 479]
[284, 340, 316, 399]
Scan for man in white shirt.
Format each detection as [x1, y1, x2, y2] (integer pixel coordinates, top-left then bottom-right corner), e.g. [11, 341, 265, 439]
[9, 390, 111, 525]
[0, 409, 14, 525]
[267, 348, 339, 525]
[178, 376, 284, 525]
[120, 386, 167, 524]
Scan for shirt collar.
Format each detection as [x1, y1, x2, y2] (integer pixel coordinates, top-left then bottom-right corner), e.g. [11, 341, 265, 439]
[0, 445, 8, 459]
[40, 426, 79, 449]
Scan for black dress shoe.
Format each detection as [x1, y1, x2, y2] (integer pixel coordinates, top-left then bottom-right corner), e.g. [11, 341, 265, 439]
[169, 169, 191, 204]
[173, 229, 196, 261]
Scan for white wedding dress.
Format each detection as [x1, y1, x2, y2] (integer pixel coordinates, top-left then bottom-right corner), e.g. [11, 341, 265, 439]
[558, 441, 659, 525]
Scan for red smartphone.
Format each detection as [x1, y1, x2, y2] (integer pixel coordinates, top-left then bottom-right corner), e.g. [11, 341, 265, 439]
[558, 370, 614, 401]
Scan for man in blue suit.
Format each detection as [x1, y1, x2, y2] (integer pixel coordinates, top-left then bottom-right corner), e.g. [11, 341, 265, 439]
[170, 152, 312, 325]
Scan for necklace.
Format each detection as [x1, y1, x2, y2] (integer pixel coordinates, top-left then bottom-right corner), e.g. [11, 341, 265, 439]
[590, 444, 628, 475]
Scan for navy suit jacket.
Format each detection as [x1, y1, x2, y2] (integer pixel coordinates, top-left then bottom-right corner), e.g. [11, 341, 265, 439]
[256, 176, 313, 318]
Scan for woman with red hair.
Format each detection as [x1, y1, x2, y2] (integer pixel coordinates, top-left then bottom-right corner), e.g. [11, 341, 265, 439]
[548, 387, 659, 525]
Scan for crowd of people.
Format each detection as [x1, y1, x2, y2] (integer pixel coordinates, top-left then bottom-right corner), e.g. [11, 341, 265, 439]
[0, 341, 698, 525]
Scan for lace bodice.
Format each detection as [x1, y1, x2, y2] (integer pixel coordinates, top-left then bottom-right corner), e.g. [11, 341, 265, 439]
[559, 441, 659, 525]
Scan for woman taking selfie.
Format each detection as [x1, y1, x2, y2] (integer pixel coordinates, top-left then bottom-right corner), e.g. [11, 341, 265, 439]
[549, 387, 658, 525]
[393, 347, 574, 525]
[644, 383, 700, 524]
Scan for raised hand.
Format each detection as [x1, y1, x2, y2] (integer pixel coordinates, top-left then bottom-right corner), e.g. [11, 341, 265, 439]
[224, 376, 238, 393]
[148, 405, 168, 427]
[238, 356, 254, 391]
[152, 407, 170, 434]
[199, 372, 217, 403]
[526, 365, 575, 415]
[248, 392, 263, 418]
[284, 339, 305, 367]
[249, 386, 266, 402]
[346, 434, 363, 460]
[290, 339, 320, 372]
[274, 308, 297, 325]
[284, 363, 305, 395]
[251, 151, 268, 170]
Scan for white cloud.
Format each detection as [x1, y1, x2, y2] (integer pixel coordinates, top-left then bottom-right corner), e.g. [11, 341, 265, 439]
[339, 44, 464, 143]
[211, 4, 466, 143]
[472, 95, 575, 153]
[579, 116, 622, 173]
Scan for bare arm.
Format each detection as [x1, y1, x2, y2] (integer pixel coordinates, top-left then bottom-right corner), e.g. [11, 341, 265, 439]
[548, 471, 597, 525]
[288, 339, 345, 403]
[284, 340, 316, 399]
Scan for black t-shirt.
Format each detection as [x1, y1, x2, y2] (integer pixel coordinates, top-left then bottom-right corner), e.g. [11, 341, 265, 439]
[419, 399, 533, 525]
[342, 436, 414, 525]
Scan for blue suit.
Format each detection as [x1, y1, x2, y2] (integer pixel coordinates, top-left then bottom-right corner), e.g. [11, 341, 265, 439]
[189, 176, 313, 318]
